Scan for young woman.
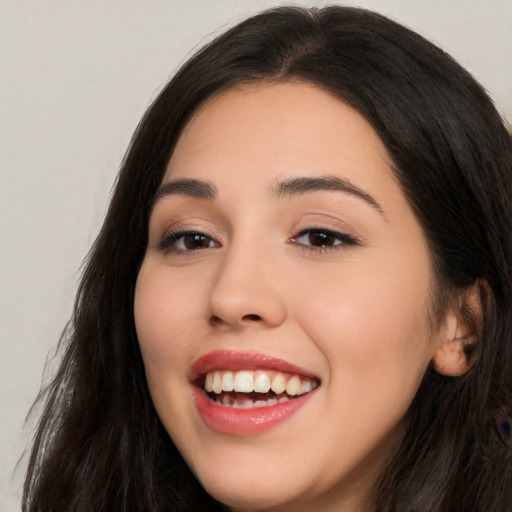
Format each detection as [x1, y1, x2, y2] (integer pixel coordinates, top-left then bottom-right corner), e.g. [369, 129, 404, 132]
[23, 6, 512, 512]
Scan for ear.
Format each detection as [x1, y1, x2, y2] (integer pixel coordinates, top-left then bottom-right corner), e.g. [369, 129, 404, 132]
[432, 282, 485, 377]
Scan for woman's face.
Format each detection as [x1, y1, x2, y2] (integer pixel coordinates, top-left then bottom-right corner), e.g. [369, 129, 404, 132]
[135, 82, 445, 511]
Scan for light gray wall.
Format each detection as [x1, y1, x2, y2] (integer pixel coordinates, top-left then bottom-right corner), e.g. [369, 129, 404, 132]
[1, 1, 510, 510]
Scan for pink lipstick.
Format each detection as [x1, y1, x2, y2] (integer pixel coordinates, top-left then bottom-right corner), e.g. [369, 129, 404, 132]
[191, 350, 319, 436]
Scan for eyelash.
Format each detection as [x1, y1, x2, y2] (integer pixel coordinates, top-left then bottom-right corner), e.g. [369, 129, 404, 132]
[157, 229, 220, 254]
[158, 227, 360, 255]
[289, 228, 360, 253]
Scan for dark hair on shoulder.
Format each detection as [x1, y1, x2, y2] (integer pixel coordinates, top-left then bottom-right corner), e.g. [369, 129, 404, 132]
[23, 6, 512, 512]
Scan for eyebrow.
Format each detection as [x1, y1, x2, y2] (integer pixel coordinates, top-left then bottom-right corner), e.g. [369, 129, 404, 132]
[153, 178, 218, 203]
[270, 175, 385, 216]
[153, 175, 384, 217]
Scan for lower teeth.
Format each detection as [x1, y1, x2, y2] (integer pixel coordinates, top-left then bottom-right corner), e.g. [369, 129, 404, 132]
[213, 394, 290, 408]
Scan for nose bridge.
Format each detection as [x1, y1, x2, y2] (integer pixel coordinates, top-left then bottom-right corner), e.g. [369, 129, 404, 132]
[208, 228, 287, 328]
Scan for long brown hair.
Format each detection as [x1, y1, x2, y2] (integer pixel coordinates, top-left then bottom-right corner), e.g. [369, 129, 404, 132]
[24, 6, 512, 511]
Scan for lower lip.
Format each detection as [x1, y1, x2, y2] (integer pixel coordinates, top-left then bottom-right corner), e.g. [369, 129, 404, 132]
[193, 387, 316, 436]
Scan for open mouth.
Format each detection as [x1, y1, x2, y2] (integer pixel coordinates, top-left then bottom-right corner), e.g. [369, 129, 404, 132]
[199, 369, 319, 409]
[192, 351, 320, 434]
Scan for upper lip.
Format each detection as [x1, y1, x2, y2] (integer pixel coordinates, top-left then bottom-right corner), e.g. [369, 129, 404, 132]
[190, 350, 319, 382]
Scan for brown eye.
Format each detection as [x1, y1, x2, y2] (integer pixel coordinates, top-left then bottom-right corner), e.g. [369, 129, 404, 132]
[305, 230, 340, 247]
[182, 233, 214, 250]
[296, 229, 343, 248]
[158, 230, 218, 253]
[291, 228, 360, 251]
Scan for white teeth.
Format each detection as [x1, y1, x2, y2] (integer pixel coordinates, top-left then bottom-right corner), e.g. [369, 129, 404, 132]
[286, 375, 300, 396]
[234, 371, 253, 392]
[203, 369, 318, 405]
[205, 372, 213, 392]
[270, 373, 286, 394]
[222, 371, 234, 392]
[254, 373, 271, 393]
[300, 379, 314, 394]
[213, 371, 222, 394]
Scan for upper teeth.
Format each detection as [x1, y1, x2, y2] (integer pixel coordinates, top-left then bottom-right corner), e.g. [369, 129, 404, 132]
[204, 370, 316, 396]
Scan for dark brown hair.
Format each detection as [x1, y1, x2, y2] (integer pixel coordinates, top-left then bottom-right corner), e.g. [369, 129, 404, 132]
[24, 6, 512, 512]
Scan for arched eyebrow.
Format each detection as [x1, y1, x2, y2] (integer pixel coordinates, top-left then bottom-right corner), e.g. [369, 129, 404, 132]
[270, 175, 385, 217]
[153, 178, 218, 203]
[153, 175, 385, 217]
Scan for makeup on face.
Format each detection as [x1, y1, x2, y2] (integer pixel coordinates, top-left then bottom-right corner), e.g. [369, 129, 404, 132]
[190, 350, 319, 435]
[134, 82, 442, 511]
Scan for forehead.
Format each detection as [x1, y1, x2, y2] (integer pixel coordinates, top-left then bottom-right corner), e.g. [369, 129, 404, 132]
[164, 81, 406, 217]
[170, 81, 389, 164]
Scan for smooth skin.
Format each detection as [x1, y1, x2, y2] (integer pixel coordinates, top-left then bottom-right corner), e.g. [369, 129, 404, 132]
[134, 82, 469, 511]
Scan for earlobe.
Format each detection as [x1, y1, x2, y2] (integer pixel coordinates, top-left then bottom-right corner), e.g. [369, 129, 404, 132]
[432, 339, 474, 377]
[432, 313, 474, 376]
[432, 281, 485, 377]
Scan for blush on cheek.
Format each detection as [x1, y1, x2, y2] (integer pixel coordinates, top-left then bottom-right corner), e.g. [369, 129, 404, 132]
[302, 278, 431, 381]
[136, 266, 196, 330]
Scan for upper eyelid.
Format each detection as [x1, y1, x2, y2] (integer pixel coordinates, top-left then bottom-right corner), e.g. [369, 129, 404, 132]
[154, 216, 223, 242]
[156, 233, 220, 257]
[292, 227, 360, 245]
[158, 228, 220, 247]
[152, 207, 364, 248]
[157, 226, 359, 253]
[293, 221, 363, 242]
[156, 220, 358, 238]
[148, 202, 222, 235]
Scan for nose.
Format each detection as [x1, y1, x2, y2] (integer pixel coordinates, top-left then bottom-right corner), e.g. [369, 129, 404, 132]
[207, 243, 287, 330]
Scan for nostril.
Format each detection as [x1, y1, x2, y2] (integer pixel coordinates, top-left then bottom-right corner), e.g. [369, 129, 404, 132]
[209, 313, 262, 326]
[210, 315, 223, 326]
[242, 314, 263, 321]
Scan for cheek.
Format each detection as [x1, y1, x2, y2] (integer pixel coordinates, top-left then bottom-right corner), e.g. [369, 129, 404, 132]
[134, 261, 206, 365]
[133, 260, 207, 437]
[290, 260, 435, 470]
[295, 254, 434, 401]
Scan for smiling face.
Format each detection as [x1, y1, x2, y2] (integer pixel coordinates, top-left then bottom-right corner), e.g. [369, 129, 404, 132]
[134, 82, 447, 511]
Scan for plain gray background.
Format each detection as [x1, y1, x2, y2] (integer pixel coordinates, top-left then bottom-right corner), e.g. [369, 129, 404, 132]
[1, 1, 511, 510]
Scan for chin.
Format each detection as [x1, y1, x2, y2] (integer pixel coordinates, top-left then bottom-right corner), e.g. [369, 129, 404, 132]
[200, 475, 301, 511]
[187, 447, 355, 512]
